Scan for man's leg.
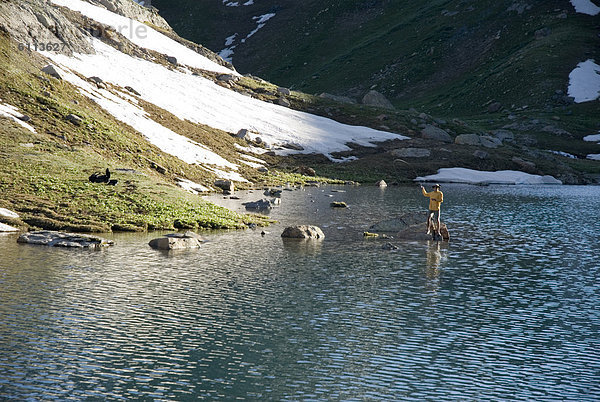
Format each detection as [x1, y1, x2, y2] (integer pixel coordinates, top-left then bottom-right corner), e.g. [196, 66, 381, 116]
[435, 210, 441, 236]
[426, 211, 433, 234]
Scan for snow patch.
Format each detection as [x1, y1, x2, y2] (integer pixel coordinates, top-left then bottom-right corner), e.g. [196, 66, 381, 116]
[587, 154, 600, 160]
[176, 178, 211, 194]
[50, 0, 235, 74]
[568, 59, 600, 103]
[234, 143, 269, 155]
[547, 150, 577, 159]
[583, 133, 600, 142]
[570, 0, 600, 15]
[0, 100, 35, 133]
[416, 167, 562, 185]
[242, 13, 276, 43]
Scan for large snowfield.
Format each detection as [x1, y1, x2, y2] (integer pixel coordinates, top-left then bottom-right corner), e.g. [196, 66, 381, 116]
[45, 0, 407, 181]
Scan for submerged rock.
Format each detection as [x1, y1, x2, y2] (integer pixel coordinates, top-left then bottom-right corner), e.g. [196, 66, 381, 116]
[369, 212, 450, 241]
[281, 225, 325, 239]
[17, 231, 114, 248]
[330, 202, 348, 208]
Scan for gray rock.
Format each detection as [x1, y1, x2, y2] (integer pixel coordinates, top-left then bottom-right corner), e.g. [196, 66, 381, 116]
[65, 114, 83, 126]
[455, 134, 481, 146]
[473, 150, 489, 159]
[276, 97, 291, 107]
[512, 156, 536, 170]
[218, 74, 238, 82]
[318, 93, 357, 104]
[277, 87, 291, 96]
[488, 102, 502, 113]
[491, 129, 515, 143]
[282, 142, 304, 151]
[421, 125, 452, 143]
[382, 242, 399, 250]
[361, 90, 395, 109]
[214, 179, 234, 192]
[264, 188, 283, 197]
[42, 65, 62, 80]
[17, 231, 114, 248]
[281, 225, 325, 239]
[391, 148, 431, 158]
[125, 86, 141, 96]
[258, 166, 269, 173]
[236, 128, 250, 140]
[480, 136, 502, 148]
[242, 199, 272, 210]
[166, 56, 178, 65]
[397, 222, 449, 241]
[541, 125, 572, 137]
[0, 1, 94, 56]
[149, 235, 203, 250]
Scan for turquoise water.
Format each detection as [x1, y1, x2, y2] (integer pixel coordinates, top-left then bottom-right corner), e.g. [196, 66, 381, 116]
[0, 185, 598, 400]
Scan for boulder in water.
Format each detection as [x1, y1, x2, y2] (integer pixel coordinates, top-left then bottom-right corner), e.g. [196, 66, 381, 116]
[281, 225, 324, 239]
[149, 231, 205, 250]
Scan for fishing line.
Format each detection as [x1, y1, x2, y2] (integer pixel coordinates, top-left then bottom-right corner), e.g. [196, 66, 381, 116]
[393, 158, 421, 185]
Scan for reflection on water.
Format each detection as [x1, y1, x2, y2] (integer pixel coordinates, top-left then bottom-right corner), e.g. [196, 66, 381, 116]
[0, 185, 599, 400]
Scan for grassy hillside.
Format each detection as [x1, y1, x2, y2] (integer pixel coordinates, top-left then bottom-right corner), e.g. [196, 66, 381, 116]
[153, 0, 600, 116]
[0, 32, 277, 232]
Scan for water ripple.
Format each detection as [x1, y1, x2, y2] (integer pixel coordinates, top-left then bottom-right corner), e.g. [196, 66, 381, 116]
[1, 185, 599, 400]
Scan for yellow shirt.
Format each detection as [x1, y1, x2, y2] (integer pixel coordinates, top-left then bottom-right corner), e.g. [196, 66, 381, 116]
[422, 188, 443, 211]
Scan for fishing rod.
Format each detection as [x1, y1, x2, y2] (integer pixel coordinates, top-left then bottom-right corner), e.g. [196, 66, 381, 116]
[393, 158, 422, 186]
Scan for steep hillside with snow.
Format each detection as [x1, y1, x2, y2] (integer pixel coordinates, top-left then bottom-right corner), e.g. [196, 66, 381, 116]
[154, 0, 600, 116]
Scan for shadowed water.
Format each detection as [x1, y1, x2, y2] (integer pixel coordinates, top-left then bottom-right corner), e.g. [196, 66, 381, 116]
[0, 185, 598, 400]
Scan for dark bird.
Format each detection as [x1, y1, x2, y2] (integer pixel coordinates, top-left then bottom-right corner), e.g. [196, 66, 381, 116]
[89, 168, 111, 183]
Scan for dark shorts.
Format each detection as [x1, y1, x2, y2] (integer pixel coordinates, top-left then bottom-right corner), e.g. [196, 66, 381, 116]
[428, 210, 440, 220]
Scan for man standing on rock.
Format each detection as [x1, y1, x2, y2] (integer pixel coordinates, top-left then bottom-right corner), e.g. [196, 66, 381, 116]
[421, 184, 443, 238]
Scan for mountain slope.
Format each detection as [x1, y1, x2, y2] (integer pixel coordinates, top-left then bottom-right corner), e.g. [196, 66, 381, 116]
[153, 0, 600, 116]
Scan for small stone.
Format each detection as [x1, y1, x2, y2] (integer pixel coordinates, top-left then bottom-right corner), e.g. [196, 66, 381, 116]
[65, 114, 83, 126]
[41, 64, 62, 79]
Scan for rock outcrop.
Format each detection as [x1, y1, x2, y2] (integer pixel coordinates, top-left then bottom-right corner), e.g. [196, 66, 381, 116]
[281, 225, 325, 239]
[0, 0, 94, 55]
[421, 125, 452, 143]
[17, 231, 114, 248]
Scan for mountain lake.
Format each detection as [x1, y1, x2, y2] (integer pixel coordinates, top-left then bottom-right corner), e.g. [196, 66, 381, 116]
[1, 184, 598, 400]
